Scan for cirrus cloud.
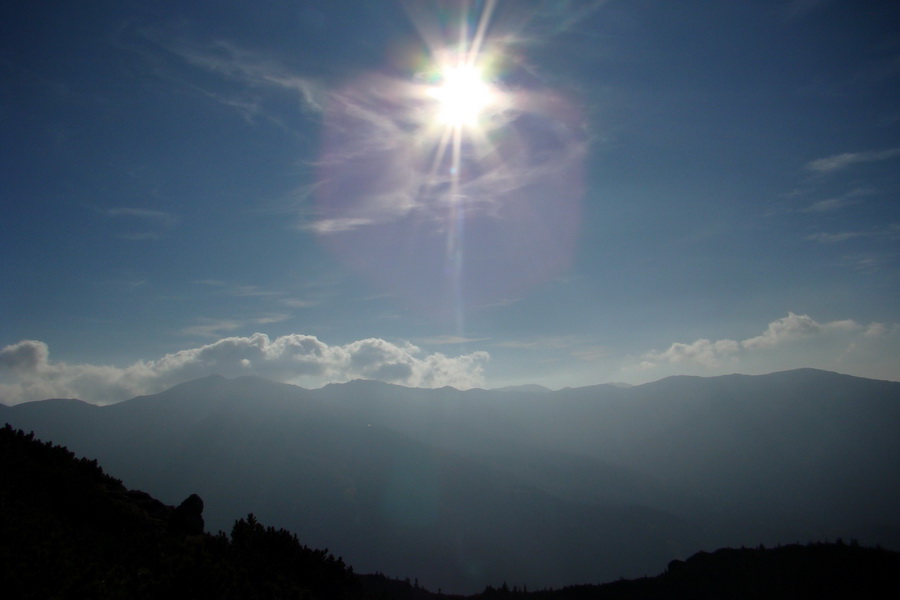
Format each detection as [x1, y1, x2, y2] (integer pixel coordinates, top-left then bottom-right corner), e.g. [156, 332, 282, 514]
[805, 147, 900, 174]
[0, 334, 489, 406]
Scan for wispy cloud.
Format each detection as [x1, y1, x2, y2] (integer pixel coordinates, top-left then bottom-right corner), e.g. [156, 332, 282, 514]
[772, 186, 872, 218]
[102, 207, 178, 240]
[187, 280, 321, 318]
[495, 335, 580, 351]
[0, 334, 490, 405]
[496, 336, 613, 362]
[806, 147, 900, 174]
[801, 188, 872, 212]
[570, 345, 615, 362]
[180, 319, 244, 338]
[226, 285, 280, 298]
[193, 279, 315, 303]
[280, 298, 320, 309]
[124, 31, 326, 133]
[303, 216, 382, 234]
[181, 314, 291, 338]
[418, 335, 490, 345]
[804, 223, 899, 244]
[106, 208, 176, 220]
[838, 251, 898, 274]
[803, 197, 845, 212]
[804, 231, 865, 243]
[167, 39, 326, 114]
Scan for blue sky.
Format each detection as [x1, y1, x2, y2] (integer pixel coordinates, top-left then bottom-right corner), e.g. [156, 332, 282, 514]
[2, 0, 899, 404]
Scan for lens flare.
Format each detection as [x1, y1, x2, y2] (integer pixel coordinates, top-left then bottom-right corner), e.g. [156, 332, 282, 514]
[313, 2, 587, 328]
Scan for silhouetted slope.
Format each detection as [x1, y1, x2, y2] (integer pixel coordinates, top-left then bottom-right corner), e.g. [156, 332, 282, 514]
[0, 424, 213, 598]
[0, 424, 360, 599]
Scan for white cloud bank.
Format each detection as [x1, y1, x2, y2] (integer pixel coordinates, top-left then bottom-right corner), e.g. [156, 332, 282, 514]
[642, 313, 897, 377]
[0, 334, 489, 406]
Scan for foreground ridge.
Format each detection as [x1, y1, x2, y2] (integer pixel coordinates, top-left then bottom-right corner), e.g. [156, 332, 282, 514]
[0, 424, 358, 600]
[476, 542, 900, 599]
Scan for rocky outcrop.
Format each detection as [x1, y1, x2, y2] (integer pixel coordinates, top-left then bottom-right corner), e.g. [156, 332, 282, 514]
[169, 493, 205, 535]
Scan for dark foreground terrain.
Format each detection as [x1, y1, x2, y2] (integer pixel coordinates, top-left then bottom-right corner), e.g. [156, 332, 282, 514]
[2, 423, 898, 599]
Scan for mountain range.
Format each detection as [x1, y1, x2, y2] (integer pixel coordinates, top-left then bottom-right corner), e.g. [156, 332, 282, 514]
[2, 368, 899, 593]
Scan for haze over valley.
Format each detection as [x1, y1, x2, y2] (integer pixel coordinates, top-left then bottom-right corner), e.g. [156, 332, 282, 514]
[4, 369, 898, 593]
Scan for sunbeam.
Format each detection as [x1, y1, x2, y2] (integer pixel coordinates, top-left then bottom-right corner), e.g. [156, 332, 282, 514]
[425, 1, 500, 339]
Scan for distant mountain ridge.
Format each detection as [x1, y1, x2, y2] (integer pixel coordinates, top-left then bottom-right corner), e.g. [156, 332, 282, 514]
[3, 368, 899, 594]
[491, 384, 553, 393]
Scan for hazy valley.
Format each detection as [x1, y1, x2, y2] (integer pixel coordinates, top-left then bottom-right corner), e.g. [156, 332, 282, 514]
[3, 368, 899, 593]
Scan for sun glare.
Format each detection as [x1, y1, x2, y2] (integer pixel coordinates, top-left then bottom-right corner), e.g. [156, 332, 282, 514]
[315, 0, 587, 325]
[429, 63, 493, 128]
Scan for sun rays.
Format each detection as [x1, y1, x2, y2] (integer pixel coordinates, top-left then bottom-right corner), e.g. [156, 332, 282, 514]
[312, 1, 586, 326]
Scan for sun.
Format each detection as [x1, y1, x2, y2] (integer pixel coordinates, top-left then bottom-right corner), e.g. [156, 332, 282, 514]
[429, 62, 494, 128]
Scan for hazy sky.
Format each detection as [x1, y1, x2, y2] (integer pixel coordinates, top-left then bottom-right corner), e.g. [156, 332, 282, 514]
[2, 0, 899, 404]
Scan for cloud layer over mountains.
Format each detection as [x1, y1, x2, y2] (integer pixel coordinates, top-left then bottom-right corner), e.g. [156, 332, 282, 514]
[2, 312, 898, 406]
[0, 334, 488, 405]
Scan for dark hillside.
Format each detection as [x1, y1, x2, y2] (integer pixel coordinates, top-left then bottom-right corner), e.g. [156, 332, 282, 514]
[0, 424, 358, 600]
[478, 543, 900, 599]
